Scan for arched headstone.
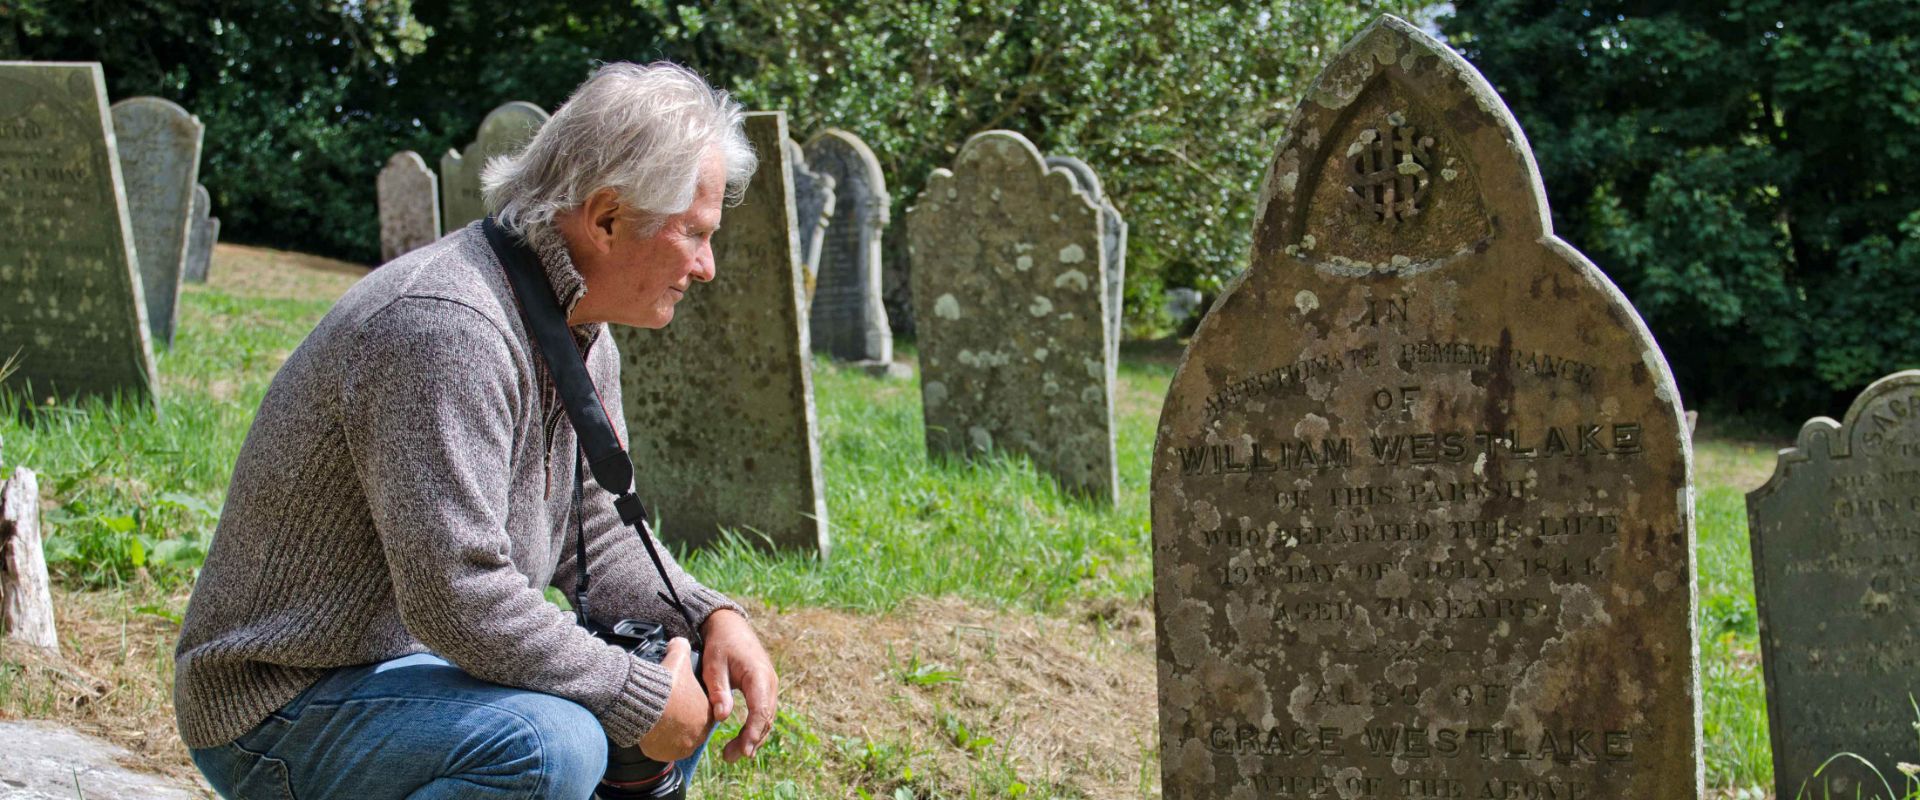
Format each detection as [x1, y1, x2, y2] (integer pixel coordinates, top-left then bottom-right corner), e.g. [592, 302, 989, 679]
[111, 96, 203, 347]
[1151, 17, 1699, 799]
[804, 129, 892, 365]
[0, 63, 157, 407]
[786, 137, 835, 301]
[907, 130, 1117, 504]
[379, 150, 441, 263]
[1045, 154, 1127, 374]
[182, 183, 214, 283]
[614, 111, 829, 555]
[1749, 370, 1920, 798]
[440, 101, 547, 233]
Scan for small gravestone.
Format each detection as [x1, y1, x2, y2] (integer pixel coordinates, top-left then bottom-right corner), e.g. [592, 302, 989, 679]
[614, 111, 828, 555]
[111, 96, 202, 347]
[1045, 155, 1127, 371]
[805, 129, 893, 365]
[907, 130, 1117, 503]
[1151, 17, 1699, 799]
[379, 150, 441, 263]
[440, 101, 547, 233]
[1749, 370, 1920, 798]
[0, 62, 158, 407]
[181, 183, 213, 283]
[786, 138, 834, 300]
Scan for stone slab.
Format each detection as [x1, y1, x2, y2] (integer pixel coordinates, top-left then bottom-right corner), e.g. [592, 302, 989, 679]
[379, 150, 440, 263]
[110, 96, 202, 348]
[181, 183, 212, 283]
[1150, 17, 1699, 799]
[1749, 370, 1920, 798]
[1045, 154, 1127, 374]
[786, 137, 834, 301]
[805, 129, 892, 363]
[0, 62, 158, 407]
[0, 721, 199, 799]
[613, 111, 828, 554]
[907, 130, 1117, 504]
[440, 101, 546, 233]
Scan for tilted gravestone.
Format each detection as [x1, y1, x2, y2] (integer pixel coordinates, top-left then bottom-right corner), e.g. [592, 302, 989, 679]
[440, 101, 547, 233]
[786, 137, 834, 301]
[1045, 154, 1127, 375]
[182, 183, 213, 283]
[907, 130, 1117, 504]
[805, 129, 893, 365]
[613, 111, 828, 555]
[0, 63, 158, 407]
[111, 96, 202, 347]
[1151, 17, 1699, 800]
[379, 150, 441, 263]
[1749, 370, 1920, 799]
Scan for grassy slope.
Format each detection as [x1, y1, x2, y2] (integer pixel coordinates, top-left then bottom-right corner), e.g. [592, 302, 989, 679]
[0, 247, 1796, 798]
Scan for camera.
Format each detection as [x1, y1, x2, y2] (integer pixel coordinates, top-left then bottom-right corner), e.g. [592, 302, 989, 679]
[592, 619, 702, 800]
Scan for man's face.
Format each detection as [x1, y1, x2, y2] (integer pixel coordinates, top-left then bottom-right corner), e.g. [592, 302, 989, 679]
[571, 149, 727, 329]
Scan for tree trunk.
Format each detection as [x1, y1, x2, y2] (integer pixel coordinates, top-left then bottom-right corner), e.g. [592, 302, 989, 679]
[2, 467, 57, 652]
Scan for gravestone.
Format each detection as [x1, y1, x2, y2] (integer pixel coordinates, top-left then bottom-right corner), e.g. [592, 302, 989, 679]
[1150, 17, 1699, 800]
[786, 138, 834, 300]
[1749, 370, 1920, 798]
[805, 129, 893, 364]
[182, 183, 213, 283]
[0, 721, 200, 799]
[0, 62, 158, 407]
[111, 96, 202, 347]
[440, 101, 547, 233]
[907, 130, 1117, 504]
[613, 111, 828, 555]
[379, 150, 441, 263]
[1045, 154, 1127, 374]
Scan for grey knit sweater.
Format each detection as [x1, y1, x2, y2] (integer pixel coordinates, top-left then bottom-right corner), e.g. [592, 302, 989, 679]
[173, 222, 740, 750]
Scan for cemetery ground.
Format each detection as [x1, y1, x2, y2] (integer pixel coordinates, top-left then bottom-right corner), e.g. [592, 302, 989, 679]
[0, 248, 1819, 800]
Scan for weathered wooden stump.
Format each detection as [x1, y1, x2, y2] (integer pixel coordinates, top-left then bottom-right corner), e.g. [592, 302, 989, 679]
[2, 464, 57, 652]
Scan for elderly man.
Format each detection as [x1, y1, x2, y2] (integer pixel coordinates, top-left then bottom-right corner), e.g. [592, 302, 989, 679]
[174, 62, 777, 799]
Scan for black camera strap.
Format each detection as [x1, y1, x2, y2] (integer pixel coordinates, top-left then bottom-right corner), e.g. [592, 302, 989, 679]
[483, 216, 702, 647]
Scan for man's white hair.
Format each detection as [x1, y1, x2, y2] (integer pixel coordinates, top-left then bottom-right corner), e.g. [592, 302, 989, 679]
[481, 61, 756, 249]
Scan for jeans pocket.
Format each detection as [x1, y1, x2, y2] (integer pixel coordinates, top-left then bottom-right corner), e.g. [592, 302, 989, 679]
[199, 742, 297, 800]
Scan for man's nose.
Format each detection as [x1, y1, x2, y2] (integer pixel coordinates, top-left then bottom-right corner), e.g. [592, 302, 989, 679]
[691, 249, 716, 283]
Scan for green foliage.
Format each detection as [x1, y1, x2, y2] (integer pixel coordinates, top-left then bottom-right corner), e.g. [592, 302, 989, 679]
[5, 0, 1423, 333]
[1445, 0, 1920, 419]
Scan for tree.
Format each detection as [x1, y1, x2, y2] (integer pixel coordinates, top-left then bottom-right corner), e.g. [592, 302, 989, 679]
[1445, 0, 1920, 418]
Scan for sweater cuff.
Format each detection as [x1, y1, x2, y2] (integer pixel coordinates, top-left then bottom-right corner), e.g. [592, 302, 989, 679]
[682, 584, 746, 634]
[599, 655, 675, 748]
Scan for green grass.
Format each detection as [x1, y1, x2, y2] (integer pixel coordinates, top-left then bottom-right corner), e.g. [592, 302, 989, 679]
[3, 259, 1892, 798]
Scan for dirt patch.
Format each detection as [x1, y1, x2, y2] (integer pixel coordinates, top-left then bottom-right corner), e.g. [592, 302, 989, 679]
[0, 586, 206, 794]
[751, 595, 1158, 798]
[202, 243, 366, 302]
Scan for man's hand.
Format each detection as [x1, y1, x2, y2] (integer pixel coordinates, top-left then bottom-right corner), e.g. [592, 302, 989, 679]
[637, 637, 712, 762]
[700, 609, 778, 762]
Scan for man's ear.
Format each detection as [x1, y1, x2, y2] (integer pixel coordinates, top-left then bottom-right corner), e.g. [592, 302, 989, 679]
[581, 188, 624, 254]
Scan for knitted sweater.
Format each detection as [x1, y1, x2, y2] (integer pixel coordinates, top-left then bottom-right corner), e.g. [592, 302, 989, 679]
[173, 222, 740, 750]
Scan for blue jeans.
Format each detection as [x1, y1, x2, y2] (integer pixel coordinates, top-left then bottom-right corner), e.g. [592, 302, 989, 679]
[190, 653, 704, 799]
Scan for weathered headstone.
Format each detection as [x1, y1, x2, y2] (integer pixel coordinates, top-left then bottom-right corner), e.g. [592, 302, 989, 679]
[786, 137, 835, 300]
[181, 183, 213, 283]
[613, 111, 828, 555]
[1045, 154, 1127, 374]
[1, 463, 52, 652]
[907, 130, 1117, 503]
[110, 96, 202, 347]
[0, 721, 201, 799]
[1749, 370, 1920, 799]
[805, 129, 893, 365]
[0, 62, 158, 407]
[1151, 17, 1699, 800]
[440, 101, 547, 233]
[379, 150, 440, 263]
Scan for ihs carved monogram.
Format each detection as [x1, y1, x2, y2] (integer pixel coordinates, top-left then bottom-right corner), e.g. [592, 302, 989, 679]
[1346, 112, 1436, 223]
